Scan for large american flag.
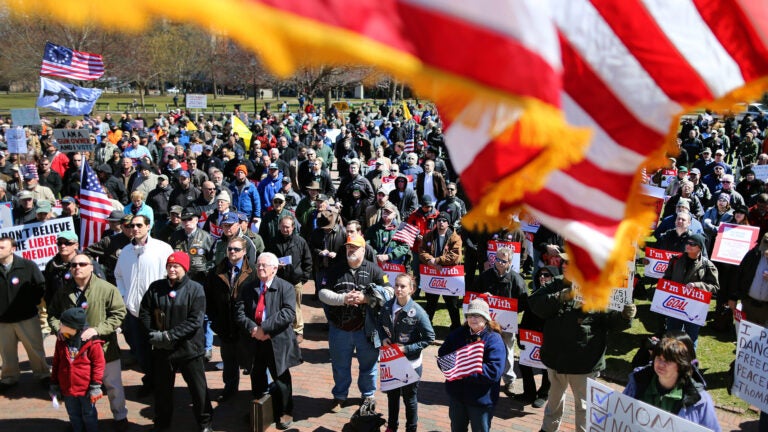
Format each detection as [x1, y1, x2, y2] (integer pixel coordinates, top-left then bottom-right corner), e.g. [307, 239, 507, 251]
[437, 340, 485, 382]
[403, 124, 415, 154]
[392, 222, 420, 247]
[79, 162, 112, 248]
[40, 42, 104, 81]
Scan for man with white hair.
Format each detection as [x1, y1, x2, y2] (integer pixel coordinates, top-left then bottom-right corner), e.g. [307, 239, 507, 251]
[713, 173, 745, 209]
[402, 153, 423, 177]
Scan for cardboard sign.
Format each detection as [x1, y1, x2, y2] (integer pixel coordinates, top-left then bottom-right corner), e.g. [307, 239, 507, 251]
[186, 94, 208, 109]
[650, 279, 711, 326]
[733, 320, 768, 412]
[419, 264, 465, 296]
[587, 379, 711, 432]
[379, 344, 418, 392]
[463, 292, 518, 333]
[644, 247, 681, 279]
[6, 126, 28, 154]
[711, 223, 760, 265]
[53, 128, 94, 152]
[486, 240, 521, 272]
[0, 217, 75, 269]
[379, 262, 406, 286]
[10, 108, 40, 126]
[518, 329, 544, 369]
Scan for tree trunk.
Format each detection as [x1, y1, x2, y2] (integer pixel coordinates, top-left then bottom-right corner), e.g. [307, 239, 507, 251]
[389, 80, 397, 101]
[324, 89, 332, 115]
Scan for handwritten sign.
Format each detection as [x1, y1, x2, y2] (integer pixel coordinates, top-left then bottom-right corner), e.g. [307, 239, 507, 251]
[751, 164, 768, 182]
[379, 262, 406, 286]
[732, 320, 768, 412]
[518, 329, 544, 369]
[650, 279, 711, 326]
[10, 108, 40, 126]
[186, 94, 208, 109]
[644, 247, 681, 279]
[0, 217, 75, 269]
[53, 128, 93, 152]
[379, 344, 418, 392]
[711, 223, 760, 265]
[419, 264, 465, 296]
[573, 260, 634, 312]
[486, 240, 521, 272]
[463, 292, 518, 333]
[6, 126, 28, 154]
[587, 379, 711, 432]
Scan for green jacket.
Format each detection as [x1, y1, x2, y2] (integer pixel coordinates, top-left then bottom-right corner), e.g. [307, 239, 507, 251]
[365, 222, 411, 265]
[47, 275, 127, 363]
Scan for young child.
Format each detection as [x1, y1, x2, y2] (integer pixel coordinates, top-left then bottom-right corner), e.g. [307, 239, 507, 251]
[50, 307, 105, 432]
[377, 274, 435, 432]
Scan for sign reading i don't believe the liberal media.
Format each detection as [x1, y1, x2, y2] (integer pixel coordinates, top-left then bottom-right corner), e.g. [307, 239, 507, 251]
[0, 217, 75, 269]
[419, 264, 465, 296]
[462, 292, 518, 333]
[650, 279, 711, 326]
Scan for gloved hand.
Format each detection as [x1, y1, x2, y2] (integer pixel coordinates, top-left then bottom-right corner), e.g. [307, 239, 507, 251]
[149, 331, 172, 349]
[622, 303, 637, 320]
[49, 384, 62, 399]
[88, 383, 103, 404]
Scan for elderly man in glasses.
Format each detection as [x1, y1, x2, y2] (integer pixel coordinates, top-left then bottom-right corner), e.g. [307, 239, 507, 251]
[47, 253, 130, 431]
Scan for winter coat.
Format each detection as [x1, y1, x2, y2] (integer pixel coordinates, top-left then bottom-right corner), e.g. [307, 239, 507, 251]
[0, 255, 45, 323]
[205, 258, 257, 341]
[51, 338, 105, 397]
[377, 298, 434, 363]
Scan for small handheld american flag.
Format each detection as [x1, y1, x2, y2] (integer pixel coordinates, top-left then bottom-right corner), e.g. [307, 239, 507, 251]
[392, 222, 419, 247]
[437, 340, 485, 381]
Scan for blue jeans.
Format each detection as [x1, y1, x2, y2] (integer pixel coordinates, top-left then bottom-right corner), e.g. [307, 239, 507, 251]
[203, 315, 213, 351]
[328, 325, 378, 400]
[449, 397, 494, 432]
[64, 395, 98, 432]
[386, 366, 421, 431]
[123, 313, 152, 386]
[665, 317, 701, 347]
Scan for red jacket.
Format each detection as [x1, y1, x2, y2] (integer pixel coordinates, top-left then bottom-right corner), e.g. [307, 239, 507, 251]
[406, 208, 439, 253]
[51, 338, 105, 397]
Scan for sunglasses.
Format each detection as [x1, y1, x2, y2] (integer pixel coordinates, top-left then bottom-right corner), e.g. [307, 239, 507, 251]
[69, 262, 90, 268]
[686, 241, 700, 247]
[57, 241, 77, 246]
[128, 223, 145, 228]
[495, 258, 509, 264]
[227, 247, 243, 252]
[539, 273, 552, 278]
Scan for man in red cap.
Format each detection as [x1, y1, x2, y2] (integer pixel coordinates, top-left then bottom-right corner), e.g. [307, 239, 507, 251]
[139, 252, 214, 432]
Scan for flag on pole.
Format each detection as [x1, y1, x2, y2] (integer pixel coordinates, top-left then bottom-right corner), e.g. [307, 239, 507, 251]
[403, 124, 415, 154]
[37, 77, 103, 116]
[392, 222, 420, 247]
[79, 162, 112, 248]
[402, 101, 412, 121]
[437, 341, 485, 382]
[231, 115, 253, 150]
[41, 42, 104, 81]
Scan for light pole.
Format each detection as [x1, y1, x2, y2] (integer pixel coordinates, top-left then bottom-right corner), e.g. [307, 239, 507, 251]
[251, 59, 257, 115]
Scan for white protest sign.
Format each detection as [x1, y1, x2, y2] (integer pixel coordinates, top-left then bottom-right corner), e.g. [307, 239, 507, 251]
[574, 260, 634, 312]
[659, 168, 677, 187]
[711, 223, 760, 265]
[11, 108, 41, 126]
[379, 344, 418, 392]
[186, 94, 208, 109]
[379, 262, 406, 286]
[751, 164, 768, 182]
[0, 202, 12, 229]
[6, 126, 28, 154]
[486, 239, 521, 272]
[732, 320, 768, 412]
[0, 217, 75, 269]
[587, 379, 711, 432]
[463, 292, 518, 334]
[518, 329, 544, 369]
[650, 279, 711, 326]
[53, 129, 93, 152]
[419, 264, 465, 296]
[324, 128, 341, 143]
[644, 247, 681, 279]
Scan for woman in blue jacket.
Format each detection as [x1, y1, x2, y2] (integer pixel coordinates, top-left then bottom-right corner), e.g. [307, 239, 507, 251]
[623, 336, 721, 431]
[438, 298, 505, 432]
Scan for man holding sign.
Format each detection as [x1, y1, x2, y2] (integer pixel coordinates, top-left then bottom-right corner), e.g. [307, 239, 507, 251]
[420, 212, 462, 329]
[659, 234, 719, 345]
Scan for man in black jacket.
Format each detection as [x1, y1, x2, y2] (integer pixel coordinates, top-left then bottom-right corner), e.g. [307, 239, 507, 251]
[266, 216, 312, 342]
[139, 252, 213, 432]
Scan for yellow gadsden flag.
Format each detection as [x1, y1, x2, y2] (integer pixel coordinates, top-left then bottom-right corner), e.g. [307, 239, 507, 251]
[402, 101, 412, 120]
[231, 115, 252, 151]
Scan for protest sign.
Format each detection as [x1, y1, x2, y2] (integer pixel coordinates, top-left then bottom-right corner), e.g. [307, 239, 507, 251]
[519, 219, 540, 233]
[11, 108, 41, 126]
[518, 329, 544, 369]
[644, 247, 681, 279]
[642, 184, 666, 229]
[324, 128, 341, 143]
[650, 279, 711, 326]
[659, 168, 677, 187]
[0, 217, 75, 269]
[6, 126, 28, 154]
[53, 128, 93, 152]
[711, 223, 760, 265]
[732, 320, 768, 412]
[186, 94, 207, 109]
[0, 202, 12, 229]
[586, 379, 711, 432]
[463, 292, 518, 333]
[379, 262, 406, 286]
[574, 260, 634, 311]
[752, 164, 768, 182]
[486, 239, 521, 272]
[419, 264, 465, 296]
[379, 344, 418, 392]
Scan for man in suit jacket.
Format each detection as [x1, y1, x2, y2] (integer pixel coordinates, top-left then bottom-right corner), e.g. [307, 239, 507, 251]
[235, 252, 302, 430]
[416, 159, 447, 204]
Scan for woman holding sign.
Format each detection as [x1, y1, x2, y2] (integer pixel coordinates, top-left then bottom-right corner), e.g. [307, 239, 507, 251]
[377, 274, 434, 432]
[623, 336, 721, 431]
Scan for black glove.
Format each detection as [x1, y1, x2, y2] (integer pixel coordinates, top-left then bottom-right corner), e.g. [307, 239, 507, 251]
[49, 384, 62, 399]
[149, 331, 172, 349]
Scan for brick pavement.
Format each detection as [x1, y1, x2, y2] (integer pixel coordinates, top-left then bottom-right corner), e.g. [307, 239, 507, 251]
[0, 282, 760, 431]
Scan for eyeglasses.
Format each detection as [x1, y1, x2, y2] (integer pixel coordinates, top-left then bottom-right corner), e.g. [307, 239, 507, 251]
[495, 258, 509, 264]
[256, 263, 275, 268]
[227, 247, 243, 252]
[69, 262, 90, 268]
[128, 223, 145, 228]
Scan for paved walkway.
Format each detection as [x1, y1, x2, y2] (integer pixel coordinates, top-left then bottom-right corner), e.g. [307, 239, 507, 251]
[0, 282, 760, 431]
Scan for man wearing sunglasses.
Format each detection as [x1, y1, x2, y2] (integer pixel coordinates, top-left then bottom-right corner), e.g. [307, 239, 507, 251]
[47, 253, 129, 431]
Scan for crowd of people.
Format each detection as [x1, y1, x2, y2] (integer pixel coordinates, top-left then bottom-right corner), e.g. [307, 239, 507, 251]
[0, 100, 765, 432]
